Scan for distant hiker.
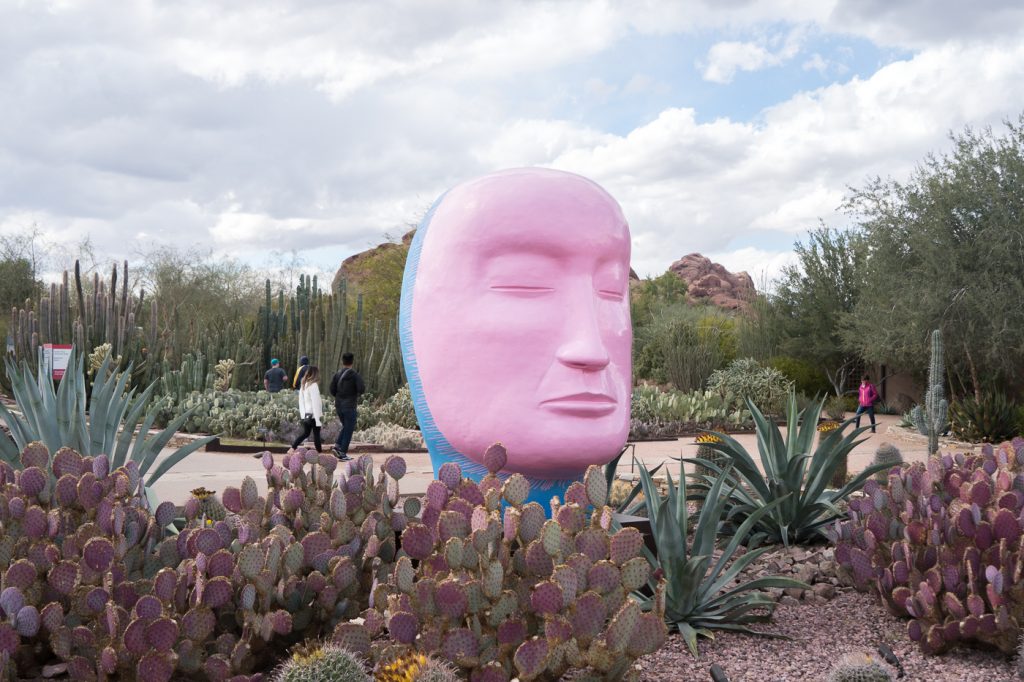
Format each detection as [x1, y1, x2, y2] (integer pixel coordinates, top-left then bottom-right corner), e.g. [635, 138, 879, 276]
[329, 352, 365, 461]
[856, 374, 880, 434]
[264, 358, 288, 393]
[293, 355, 310, 388]
[292, 365, 323, 452]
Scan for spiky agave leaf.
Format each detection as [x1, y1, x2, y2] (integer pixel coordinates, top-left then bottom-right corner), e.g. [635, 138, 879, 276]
[635, 456, 807, 657]
[686, 392, 891, 546]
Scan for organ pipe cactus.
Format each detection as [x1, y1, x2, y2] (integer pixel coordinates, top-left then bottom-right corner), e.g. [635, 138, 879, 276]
[353, 443, 668, 681]
[828, 438, 1024, 654]
[910, 329, 948, 455]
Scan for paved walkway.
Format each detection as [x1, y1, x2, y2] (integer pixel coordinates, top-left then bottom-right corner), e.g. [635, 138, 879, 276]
[151, 413, 969, 507]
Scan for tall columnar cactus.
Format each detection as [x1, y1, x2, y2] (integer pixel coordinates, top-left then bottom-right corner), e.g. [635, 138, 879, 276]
[910, 329, 948, 455]
[341, 444, 668, 682]
[828, 437, 1024, 654]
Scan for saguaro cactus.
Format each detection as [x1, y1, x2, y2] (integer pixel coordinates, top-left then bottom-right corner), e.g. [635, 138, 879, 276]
[910, 329, 947, 454]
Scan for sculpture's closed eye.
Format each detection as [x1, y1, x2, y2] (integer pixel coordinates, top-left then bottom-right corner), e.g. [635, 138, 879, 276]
[489, 285, 555, 296]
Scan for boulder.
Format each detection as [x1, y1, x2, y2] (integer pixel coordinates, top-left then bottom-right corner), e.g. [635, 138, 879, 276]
[667, 253, 755, 311]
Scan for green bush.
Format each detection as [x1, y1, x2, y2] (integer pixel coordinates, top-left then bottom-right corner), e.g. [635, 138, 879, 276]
[630, 385, 749, 432]
[768, 356, 831, 396]
[950, 392, 1019, 443]
[706, 358, 793, 417]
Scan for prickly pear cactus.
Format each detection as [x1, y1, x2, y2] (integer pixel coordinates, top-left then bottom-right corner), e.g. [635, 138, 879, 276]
[349, 443, 667, 682]
[0, 441, 407, 681]
[272, 643, 370, 682]
[828, 438, 1024, 654]
[825, 653, 893, 682]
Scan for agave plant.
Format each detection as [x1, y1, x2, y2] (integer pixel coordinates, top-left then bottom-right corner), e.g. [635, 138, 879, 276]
[689, 393, 889, 546]
[0, 348, 213, 489]
[634, 456, 805, 657]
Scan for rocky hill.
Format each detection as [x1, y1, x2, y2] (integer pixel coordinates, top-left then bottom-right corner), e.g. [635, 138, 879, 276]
[668, 253, 755, 311]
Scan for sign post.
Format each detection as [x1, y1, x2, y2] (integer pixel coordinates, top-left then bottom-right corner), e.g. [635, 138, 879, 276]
[41, 344, 73, 384]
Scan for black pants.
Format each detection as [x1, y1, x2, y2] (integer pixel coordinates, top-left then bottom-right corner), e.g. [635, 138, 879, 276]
[335, 407, 358, 454]
[292, 421, 322, 451]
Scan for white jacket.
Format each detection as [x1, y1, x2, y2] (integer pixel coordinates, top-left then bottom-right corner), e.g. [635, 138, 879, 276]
[297, 381, 324, 427]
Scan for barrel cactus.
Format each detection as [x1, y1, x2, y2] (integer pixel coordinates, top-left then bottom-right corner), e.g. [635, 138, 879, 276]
[826, 653, 893, 682]
[690, 433, 728, 510]
[273, 644, 370, 682]
[871, 443, 903, 483]
[185, 486, 227, 522]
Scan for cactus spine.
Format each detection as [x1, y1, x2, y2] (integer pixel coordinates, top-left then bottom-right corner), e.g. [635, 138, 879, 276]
[910, 329, 948, 454]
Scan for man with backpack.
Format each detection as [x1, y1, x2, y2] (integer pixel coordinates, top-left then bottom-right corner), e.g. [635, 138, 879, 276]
[329, 352, 366, 461]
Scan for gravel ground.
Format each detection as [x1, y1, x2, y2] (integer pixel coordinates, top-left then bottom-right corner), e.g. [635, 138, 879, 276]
[634, 591, 1018, 681]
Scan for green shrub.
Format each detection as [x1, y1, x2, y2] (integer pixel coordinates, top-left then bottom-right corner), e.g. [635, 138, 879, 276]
[768, 356, 831, 396]
[706, 358, 792, 417]
[824, 394, 857, 421]
[950, 392, 1019, 443]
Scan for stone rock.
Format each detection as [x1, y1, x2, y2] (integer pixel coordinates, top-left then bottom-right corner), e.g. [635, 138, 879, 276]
[779, 595, 800, 607]
[667, 253, 756, 311]
[332, 229, 415, 292]
[812, 583, 836, 600]
[783, 587, 804, 600]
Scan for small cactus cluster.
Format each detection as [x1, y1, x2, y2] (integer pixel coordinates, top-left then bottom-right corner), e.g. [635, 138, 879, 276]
[344, 443, 667, 682]
[186, 487, 227, 522]
[828, 438, 1024, 654]
[872, 443, 903, 483]
[272, 643, 370, 682]
[825, 652, 893, 682]
[376, 651, 460, 682]
[0, 441, 407, 680]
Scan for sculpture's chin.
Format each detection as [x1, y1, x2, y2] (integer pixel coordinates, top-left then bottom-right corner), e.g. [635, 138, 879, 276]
[441, 414, 629, 479]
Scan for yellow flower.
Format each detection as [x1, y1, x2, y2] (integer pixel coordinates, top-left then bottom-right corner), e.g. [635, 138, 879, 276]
[190, 487, 216, 499]
[376, 652, 428, 682]
[695, 433, 723, 444]
[817, 421, 841, 433]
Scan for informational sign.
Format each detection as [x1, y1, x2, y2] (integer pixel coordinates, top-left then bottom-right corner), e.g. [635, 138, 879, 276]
[42, 344, 73, 381]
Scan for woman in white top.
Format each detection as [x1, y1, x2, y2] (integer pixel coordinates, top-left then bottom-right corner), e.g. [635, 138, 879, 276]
[292, 365, 324, 452]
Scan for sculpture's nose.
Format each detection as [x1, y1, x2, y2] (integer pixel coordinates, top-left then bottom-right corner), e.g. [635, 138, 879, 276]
[556, 296, 610, 371]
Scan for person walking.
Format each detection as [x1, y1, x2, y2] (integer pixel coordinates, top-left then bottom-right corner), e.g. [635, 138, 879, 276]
[855, 374, 880, 433]
[292, 365, 323, 452]
[264, 358, 288, 393]
[293, 355, 310, 388]
[329, 352, 365, 461]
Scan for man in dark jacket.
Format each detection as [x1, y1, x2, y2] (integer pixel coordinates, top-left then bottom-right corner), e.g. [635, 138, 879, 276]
[329, 352, 365, 461]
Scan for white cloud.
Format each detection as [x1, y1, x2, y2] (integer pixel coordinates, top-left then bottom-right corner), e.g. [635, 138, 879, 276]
[0, 0, 1023, 288]
[700, 26, 805, 83]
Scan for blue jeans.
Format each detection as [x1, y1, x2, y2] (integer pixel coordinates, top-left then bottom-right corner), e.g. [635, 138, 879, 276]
[855, 405, 876, 431]
[335, 407, 358, 454]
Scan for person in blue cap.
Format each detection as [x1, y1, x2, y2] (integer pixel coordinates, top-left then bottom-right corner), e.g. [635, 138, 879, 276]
[264, 358, 288, 393]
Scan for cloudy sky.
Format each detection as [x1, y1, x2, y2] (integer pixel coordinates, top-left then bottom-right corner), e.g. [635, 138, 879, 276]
[2, 0, 1023, 285]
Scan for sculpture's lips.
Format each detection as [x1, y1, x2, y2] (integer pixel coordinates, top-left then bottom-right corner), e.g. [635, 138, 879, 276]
[540, 392, 616, 415]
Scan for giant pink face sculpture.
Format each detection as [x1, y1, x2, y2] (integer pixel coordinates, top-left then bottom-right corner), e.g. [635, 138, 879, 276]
[402, 168, 632, 480]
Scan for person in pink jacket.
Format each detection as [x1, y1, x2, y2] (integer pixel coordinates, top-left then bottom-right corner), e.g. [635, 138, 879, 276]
[855, 374, 880, 433]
